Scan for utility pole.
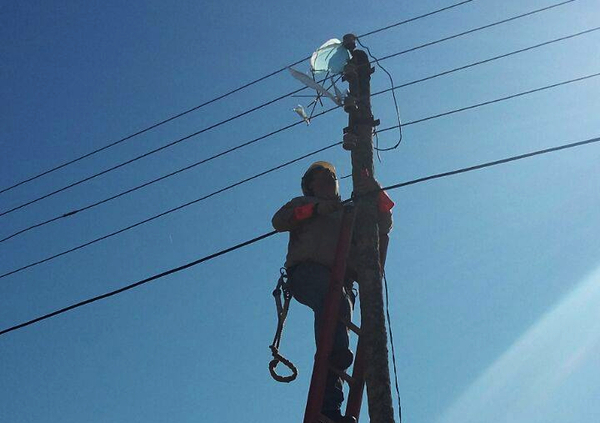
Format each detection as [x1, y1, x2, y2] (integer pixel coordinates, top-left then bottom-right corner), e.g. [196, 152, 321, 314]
[342, 34, 395, 423]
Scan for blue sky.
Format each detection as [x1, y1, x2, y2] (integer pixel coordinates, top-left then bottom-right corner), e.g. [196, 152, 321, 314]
[1, 1, 599, 422]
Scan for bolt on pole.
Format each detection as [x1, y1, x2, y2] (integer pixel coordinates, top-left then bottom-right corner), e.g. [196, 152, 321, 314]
[342, 33, 395, 423]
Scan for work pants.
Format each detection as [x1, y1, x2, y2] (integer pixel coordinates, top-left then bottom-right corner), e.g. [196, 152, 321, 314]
[287, 261, 353, 415]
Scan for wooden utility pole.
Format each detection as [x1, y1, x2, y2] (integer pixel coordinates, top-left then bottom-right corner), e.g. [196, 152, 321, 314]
[342, 34, 395, 423]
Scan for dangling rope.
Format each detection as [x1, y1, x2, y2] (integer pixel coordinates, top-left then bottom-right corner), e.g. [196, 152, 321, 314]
[268, 268, 298, 383]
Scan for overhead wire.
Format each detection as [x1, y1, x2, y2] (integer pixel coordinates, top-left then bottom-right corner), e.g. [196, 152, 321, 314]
[383, 270, 402, 423]
[374, 71, 600, 135]
[372, 26, 600, 98]
[0, 0, 475, 196]
[0, 0, 573, 217]
[358, 0, 473, 38]
[0, 230, 278, 337]
[1, 70, 598, 280]
[0, 141, 341, 280]
[375, 0, 577, 64]
[356, 37, 404, 152]
[0, 87, 310, 218]
[3, 24, 598, 243]
[2, 133, 600, 336]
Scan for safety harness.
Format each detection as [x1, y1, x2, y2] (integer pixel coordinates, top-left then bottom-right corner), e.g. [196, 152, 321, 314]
[268, 268, 298, 383]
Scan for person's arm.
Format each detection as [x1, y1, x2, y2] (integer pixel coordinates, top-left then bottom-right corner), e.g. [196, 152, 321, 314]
[272, 197, 342, 232]
[272, 197, 315, 232]
[377, 191, 394, 268]
[377, 190, 394, 234]
[355, 174, 395, 234]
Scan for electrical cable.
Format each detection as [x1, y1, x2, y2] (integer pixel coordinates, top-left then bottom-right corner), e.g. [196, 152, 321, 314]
[0, 0, 475, 196]
[356, 38, 404, 151]
[0, 0, 567, 216]
[374, 71, 600, 135]
[0, 117, 320, 243]
[0, 230, 278, 337]
[1, 71, 598, 279]
[0, 142, 341, 280]
[371, 26, 600, 98]
[375, 0, 577, 64]
[358, 0, 473, 38]
[3, 35, 598, 245]
[383, 270, 402, 423]
[0, 87, 310, 218]
[360, 0, 586, 150]
[380, 136, 600, 192]
[2, 133, 599, 336]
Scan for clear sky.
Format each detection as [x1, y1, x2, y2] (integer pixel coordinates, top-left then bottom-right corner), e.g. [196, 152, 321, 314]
[1, 1, 599, 422]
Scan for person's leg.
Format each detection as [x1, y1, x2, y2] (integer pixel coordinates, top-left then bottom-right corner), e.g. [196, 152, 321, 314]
[288, 262, 352, 419]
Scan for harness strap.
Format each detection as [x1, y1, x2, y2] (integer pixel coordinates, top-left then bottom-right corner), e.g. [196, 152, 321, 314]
[268, 268, 298, 383]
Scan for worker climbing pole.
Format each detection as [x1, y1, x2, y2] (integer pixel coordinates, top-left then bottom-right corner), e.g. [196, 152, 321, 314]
[270, 34, 396, 423]
[342, 33, 396, 423]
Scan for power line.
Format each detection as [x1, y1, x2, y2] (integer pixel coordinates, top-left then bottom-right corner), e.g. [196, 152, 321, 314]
[6, 25, 597, 243]
[2, 133, 599, 337]
[375, 71, 600, 135]
[371, 26, 600, 99]
[376, 0, 577, 63]
[383, 271, 402, 423]
[1, 71, 597, 280]
[0, 230, 278, 337]
[359, 0, 473, 38]
[0, 0, 570, 217]
[0, 142, 341, 280]
[0, 0, 474, 197]
[0, 118, 319, 242]
[357, 38, 404, 152]
[0, 88, 309, 218]
[381, 136, 600, 192]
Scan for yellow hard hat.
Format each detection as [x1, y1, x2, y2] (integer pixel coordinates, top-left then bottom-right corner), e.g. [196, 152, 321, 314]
[301, 161, 337, 196]
[305, 161, 336, 176]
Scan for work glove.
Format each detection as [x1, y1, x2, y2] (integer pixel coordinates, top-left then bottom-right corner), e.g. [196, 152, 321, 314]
[315, 199, 342, 215]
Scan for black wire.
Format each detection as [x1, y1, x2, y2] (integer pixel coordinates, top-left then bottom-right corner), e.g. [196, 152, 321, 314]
[358, 0, 473, 38]
[0, 1, 568, 217]
[288, 26, 600, 181]
[0, 230, 278, 336]
[383, 270, 402, 423]
[0, 0, 475, 196]
[0, 108, 335, 243]
[375, 0, 577, 64]
[0, 142, 341, 280]
[356, 38, 404, 151]
[371, 26, 600, 98]
[0, 58, 307, 197]
[0, 86, 311, 218]
[2, 133, 599, 336]
[375, 71, 600, 135]
[2, 71, 598, 279]
[381, 135, 600, 193]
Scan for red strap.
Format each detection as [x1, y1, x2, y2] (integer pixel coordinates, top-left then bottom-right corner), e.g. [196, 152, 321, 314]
[293, 203, 315, 221]
[378, 191, 395, 213]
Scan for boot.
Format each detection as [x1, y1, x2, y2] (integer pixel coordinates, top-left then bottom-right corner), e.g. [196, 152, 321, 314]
[321, 410, 357, 423]
[330, 349, 354, 370]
